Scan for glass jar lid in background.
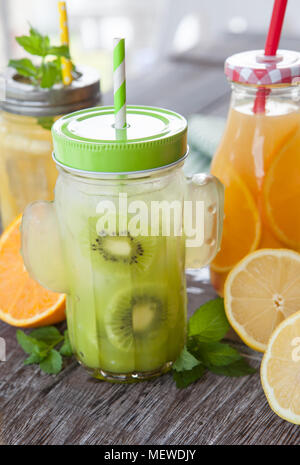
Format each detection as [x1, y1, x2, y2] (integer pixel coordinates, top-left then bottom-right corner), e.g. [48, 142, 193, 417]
[225, 49, 300, 86]
[1, 65, 101, 117]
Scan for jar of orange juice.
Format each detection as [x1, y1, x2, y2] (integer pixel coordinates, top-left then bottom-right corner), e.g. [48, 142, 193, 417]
[210, 50, 300, 295]
[0, 66, 100, 229]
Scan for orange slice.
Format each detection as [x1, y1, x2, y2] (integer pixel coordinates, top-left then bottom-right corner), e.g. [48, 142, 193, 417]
[224, 248, 300, 352]
[211, 169, 261, 272]
[258, 225, 285, 249]
[261, 310, 300, 424]
[264, 129, 300, 248]
[209, 268, 227, 298]
[0, 215, 65, 327]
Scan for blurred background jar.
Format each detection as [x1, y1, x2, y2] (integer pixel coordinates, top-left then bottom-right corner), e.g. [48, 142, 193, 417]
[0, 66, 100, 228]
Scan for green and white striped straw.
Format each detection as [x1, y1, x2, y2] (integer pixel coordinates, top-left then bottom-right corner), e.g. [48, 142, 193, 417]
[113, 38, 127, 130]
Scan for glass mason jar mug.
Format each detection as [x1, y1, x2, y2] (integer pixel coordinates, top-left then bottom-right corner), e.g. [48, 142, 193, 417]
[22, 106, 224, 382]
[0, 66, 100, 229]
[210, 49, 300, 295]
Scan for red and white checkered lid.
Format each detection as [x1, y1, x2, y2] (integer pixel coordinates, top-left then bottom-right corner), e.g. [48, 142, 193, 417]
[225, 49, 300, 85]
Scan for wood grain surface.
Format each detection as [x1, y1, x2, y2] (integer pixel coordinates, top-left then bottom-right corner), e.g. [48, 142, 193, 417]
[0, 269, 299, 445]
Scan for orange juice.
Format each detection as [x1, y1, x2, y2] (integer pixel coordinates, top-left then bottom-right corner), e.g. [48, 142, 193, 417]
[210, 85, 300, 295]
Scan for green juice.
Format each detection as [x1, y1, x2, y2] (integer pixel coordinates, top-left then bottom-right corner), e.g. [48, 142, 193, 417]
[55, 172, 187, 379]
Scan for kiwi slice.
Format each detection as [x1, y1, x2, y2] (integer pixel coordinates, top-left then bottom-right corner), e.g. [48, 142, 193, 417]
[88, 215, 157, 274]
[105, 285, 170, 352]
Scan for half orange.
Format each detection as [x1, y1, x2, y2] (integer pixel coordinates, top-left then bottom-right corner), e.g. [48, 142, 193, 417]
[0, 215, 65, 327]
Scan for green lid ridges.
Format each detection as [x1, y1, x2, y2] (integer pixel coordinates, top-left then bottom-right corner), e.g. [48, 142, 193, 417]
[52, 105, 188, 173]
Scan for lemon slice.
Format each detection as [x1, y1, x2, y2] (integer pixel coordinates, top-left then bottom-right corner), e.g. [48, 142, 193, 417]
[224, 249, 300, 352]
[261, 311, 300, 424]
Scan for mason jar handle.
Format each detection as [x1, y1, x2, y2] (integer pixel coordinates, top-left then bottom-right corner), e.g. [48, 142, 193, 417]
[21, 201, 68, 293]
[184, 173, 224, 268]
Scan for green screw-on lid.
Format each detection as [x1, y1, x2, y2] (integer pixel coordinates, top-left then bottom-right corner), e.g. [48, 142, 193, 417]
[52, 105, 187, 173]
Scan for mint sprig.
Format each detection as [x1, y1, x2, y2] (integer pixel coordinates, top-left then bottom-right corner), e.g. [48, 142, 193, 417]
[8, 25, 71, 88]
[17, 326, 72, 374]
[172, 298, 256, 388]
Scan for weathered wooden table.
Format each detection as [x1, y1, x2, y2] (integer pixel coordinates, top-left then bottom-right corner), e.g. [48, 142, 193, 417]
[1, 43, 299, 445]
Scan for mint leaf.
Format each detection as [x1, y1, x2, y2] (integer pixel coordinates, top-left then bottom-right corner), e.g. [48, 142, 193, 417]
[16, 330, 47, 354]
[16, 330, 37, 354]
[47, 45, 70, 59]
[173, 346, 200, 372]
[16, 32, 49, 57]
[188, 340, 242, 367]
[188, 298, 230, 342]
[40, 62, 59, 88]
[19, 26, 50, 57]
[209, 358, 256, 377]
[8, 58, 38, 79]
[37, 116, 55, 130]
[11, 25, 74, 88]
[59, 330, 73, 357]
[52, 57, 63, 83]
[173, 364, 205, 389]
[39, 349, 62, 374]
[32, 343, 50, 359]
[24, 351, 45, 365]
[29, 25, 44, 38]
[17, 326, 72, 375]
[30, 326, 62, 344]
[15, 35, 41, 55]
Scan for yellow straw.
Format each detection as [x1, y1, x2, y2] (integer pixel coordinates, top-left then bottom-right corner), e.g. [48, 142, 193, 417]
[58, 1, 73, 85]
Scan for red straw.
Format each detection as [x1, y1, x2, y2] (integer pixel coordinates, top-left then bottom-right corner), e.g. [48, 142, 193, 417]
[265, 0, 288, 56]
[253, 88, 270, 114]
[253, 0, 288, 114]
